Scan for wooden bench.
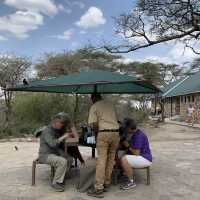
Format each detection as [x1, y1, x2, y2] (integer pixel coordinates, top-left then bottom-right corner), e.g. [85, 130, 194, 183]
[134, 166, 151, 185]
[32, 158, 55, 186]
[112, 166, 151, 185]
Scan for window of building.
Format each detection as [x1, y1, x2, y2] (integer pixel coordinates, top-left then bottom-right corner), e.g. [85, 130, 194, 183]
[185, 96, 187, 103]
[188, 96, 191, 102]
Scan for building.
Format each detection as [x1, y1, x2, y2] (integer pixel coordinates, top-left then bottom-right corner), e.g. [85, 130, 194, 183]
[153, 71, 200, 122]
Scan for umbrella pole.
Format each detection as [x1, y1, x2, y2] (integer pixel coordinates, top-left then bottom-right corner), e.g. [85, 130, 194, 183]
[94, 84, 97, 93]
[73, 94, 79, 124]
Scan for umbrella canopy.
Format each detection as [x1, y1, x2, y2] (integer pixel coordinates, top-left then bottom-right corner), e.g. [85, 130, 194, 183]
[7, 70, 160, 94]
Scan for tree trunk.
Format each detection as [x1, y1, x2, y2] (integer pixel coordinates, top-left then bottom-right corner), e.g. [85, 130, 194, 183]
[159, 99, 165, 122]
[3, 90, 13, 126]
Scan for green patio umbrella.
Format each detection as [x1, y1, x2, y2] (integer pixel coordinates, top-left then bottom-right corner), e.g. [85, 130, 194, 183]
[7, 70, 160, 94]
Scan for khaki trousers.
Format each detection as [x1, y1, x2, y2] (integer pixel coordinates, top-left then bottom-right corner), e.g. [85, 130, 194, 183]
[46, 154, 73, 184]
[95, 132, 120, 190]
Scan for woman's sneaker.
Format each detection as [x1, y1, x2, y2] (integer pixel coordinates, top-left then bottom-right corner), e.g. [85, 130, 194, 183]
[121, 180, 136, 190]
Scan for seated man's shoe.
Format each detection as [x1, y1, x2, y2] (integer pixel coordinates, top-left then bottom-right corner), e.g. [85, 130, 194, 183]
[87, 188, 104, 198]
[51, 183, 65, 192]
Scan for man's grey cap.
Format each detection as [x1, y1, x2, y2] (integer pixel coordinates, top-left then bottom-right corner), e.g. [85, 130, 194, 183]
[52, 112, 71, 125]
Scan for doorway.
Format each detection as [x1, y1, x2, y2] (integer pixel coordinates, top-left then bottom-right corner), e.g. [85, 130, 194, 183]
[175, 97, 180, 115]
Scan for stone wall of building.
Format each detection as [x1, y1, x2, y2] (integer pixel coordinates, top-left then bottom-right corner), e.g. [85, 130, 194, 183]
[152, 93, 200, 123]
[179, 93, 200, 123]
[164, 97, 179, 117]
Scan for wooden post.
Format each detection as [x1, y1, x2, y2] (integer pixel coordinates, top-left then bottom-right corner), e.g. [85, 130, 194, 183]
[171, 97, 173, 117]
[92, 147, 95, 158]
[160, 99, 165, 122]
[64, 143, 68, 158]
[32, 160, 37, 186]
[94, 84, 97, 93]
[146, 167, 150, 185]
[154, 95, 157, 115]
[73, 94, 79, 124]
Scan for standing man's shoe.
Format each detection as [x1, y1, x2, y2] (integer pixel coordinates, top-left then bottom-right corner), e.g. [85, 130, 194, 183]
[51, 183, 65, 192]
[103, 184, 110, 192]
[87, 188, 104, 198]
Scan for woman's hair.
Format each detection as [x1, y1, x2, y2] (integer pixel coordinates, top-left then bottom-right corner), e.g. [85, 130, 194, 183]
[123, 118, 137, 130]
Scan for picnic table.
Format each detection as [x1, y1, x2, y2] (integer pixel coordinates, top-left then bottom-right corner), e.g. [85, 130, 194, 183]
[64, 137, 96, 159]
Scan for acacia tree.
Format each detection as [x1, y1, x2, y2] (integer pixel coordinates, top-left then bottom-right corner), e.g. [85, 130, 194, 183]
[0, 55, 31, 123]
[105, 0, 200, 54]
[36, 48, 121, 78]
[190, 57, 200, 72]
[35, 48, 121, 123]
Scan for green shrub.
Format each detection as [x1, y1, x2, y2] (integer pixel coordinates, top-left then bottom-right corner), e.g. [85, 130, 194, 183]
[0, 93, 150, 138]
[13, 93, 74, 124]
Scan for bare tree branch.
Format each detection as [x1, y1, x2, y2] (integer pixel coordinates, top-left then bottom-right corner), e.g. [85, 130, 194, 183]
[104, 0, 200, 54]
[186, 44, 200, 54]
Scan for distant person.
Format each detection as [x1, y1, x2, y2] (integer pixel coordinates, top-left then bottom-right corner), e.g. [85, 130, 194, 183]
[38, 112, 77, 192]
[120, 118, 152, 190]
[187, 104, 195, 126]
[87, 93, 119, 198]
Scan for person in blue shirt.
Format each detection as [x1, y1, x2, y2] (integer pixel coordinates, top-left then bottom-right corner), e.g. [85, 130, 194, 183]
[120, 118, 152, 190]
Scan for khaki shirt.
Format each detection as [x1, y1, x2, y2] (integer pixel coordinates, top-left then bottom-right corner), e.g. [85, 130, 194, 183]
[88, 100, 119, 130]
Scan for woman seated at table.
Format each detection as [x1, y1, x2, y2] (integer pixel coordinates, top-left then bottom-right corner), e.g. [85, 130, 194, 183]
[120, 118, 152, 190]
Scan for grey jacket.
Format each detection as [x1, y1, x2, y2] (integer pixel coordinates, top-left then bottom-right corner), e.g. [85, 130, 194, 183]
[38, 126, 65, 163]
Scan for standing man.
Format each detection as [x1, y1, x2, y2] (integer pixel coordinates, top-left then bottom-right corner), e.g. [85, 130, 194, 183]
[38, 112, 74, 192]
[87, 93, 120, 198]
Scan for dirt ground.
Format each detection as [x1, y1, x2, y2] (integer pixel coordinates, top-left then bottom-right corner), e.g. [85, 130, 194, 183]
[0, 123, 200, 200]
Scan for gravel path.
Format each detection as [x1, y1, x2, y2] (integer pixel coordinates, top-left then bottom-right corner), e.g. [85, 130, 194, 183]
[0, 123, 200, 200]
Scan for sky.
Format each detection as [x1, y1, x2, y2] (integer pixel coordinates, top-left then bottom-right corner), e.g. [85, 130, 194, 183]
[0, 0, 198, 65]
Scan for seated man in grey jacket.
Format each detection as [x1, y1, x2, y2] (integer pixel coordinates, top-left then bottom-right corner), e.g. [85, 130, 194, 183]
[38, 112, 75, 192]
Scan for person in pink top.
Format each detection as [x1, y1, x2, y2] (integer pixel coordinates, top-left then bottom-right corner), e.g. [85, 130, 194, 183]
[186, 104, 195, 126]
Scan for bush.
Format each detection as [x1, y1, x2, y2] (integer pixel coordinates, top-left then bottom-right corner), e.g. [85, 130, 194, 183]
[0, 93, 88, 137]
[0, 93, 150, 138]
[13, 93, 74, 124]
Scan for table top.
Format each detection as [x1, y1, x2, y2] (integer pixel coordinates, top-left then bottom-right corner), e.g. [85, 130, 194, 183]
[65, 137, 79, 146]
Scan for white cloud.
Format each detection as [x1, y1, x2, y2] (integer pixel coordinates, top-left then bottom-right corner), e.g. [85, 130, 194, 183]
[57, 4, 72, 14]
[141, 56, 174, 64]
[116, 56, 172, 65]
[117, 44, 198, 66]
[73, 1, 85, 9]
[52, 29, 73, 40]
[2, 0, 65, 39]
[0, 11, 43, 39]
[116, 58, 135, 64]
[57, 4, 65, 11]
[76, 7, 106, 29]
[65, 1, 85, 9]
[168, 43, 197, 62]
[145, 43, 198, 64]
[80, 30, 87, 34]
[138, 43, 198, 65]
[4, 0, 59, 16]
[0, 35, 8, 41]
